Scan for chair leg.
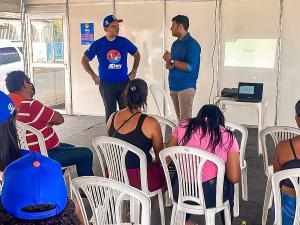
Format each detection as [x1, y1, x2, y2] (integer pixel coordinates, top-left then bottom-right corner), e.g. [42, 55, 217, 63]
[262, 177, 272, 225]
[241, 167, 248, 201]
[170, 203, 177, 225]
[158, 191, 166, 225]
[63, 168, 72, 198]
[130, 197, 140, 224]
[205, 209, 216, 225]
[164, 191, 173, 207]
[224, 204, 232, 225]
[233, 183, 239, 217]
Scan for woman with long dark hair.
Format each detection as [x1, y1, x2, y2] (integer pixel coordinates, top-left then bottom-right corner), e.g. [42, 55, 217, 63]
[0, 90, 22, 171]
[167, 104, 241, 225]
[106, 78, 166, 192]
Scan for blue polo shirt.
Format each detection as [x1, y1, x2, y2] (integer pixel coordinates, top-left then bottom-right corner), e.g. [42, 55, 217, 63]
[84, 36, 138, 83]
[169, 33, 201, 91]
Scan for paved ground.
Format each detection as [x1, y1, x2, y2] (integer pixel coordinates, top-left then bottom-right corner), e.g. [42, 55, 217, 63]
[54, 115, 275, 225]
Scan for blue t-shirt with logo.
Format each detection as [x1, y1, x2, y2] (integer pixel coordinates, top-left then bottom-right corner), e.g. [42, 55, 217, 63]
[84, 36, 138, 83]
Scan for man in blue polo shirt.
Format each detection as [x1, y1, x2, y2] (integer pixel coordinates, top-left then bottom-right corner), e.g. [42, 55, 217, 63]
[163, 15, 201, 122]
[81, 15, 140, 122]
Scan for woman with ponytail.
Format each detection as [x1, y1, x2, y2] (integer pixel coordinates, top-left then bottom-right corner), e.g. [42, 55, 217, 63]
[106, 78, 166, 192]
[167, 104, 241, 225]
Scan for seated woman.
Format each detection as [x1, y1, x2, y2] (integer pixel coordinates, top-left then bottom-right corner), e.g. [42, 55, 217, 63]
[0, 90, 24, 171]
[272, 100, 300, 225]
[106, 78, 165, 192]
[167, 104, 241, 225]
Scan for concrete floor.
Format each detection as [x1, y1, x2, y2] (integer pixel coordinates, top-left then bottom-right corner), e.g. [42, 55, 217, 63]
[54, 115, 274, 225]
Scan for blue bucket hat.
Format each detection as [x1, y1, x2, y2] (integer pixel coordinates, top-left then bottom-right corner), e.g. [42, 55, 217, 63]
[103, 14, 123, 27]
[0, 90, 15, 123]
[1, 152, 67, 220]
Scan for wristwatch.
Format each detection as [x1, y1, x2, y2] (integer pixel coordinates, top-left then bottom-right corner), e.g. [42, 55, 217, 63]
[170, 59, 175, 65]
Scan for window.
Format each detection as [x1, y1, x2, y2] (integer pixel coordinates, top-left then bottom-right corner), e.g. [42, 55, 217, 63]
[0, 47, 21, 66]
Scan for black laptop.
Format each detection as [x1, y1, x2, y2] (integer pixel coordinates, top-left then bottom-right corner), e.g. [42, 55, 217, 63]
[236, 82, 263, 102]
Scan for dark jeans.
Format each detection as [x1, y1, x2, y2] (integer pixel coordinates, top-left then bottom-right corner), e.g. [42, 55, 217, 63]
[48, 143, 94, 176]
[99, 80, 129, 122]
[172, 175, 234, 224]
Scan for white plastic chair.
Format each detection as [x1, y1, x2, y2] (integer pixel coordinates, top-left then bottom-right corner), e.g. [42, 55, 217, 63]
[260, 126, 300, 225]
[149, 84, 178, 124]
[92, 136, 165, 225]
[225, 121, 248, 217]
[272, 168, 300, 225]
[16, 121, 72, 196]
[159, 146, 231, 225]
[150, 114, 176, 145]
[150, 114, 176, 207]
[72, 177, 151, 225]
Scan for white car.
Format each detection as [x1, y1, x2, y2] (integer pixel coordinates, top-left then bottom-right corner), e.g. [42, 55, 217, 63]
[0, 40, 24, 93]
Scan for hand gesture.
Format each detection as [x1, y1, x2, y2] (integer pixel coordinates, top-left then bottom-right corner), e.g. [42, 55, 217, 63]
[163, 50, 171, 62]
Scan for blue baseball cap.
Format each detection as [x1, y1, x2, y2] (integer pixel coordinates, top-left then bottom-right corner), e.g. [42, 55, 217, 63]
[0, 90, 15, 123]
[103, 14, 123, 27]
[1, 152, 67, 220]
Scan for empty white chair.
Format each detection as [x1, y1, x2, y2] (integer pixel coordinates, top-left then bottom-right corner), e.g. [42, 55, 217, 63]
[272, 168, 300, 225]
[72, 177, 151, 225]
[149, 84, 178, 124]
[225, 121, 248, 217]
[92, 136, 165, 225]
[260, 126, 300, 225]
[16, 121, 72, 196]
[159, 146, 231, 225]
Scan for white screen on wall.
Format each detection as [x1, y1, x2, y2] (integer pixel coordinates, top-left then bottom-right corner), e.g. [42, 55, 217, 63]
[224, 39, 277, 68]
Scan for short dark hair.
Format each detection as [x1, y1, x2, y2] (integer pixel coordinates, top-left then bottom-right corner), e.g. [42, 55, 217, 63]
[295, 100, 300, 117]
[125, 78, 148, 113]
[5, 70, 30, 93]
[172, 15, 189, 31]
[0, 200, 80, 225]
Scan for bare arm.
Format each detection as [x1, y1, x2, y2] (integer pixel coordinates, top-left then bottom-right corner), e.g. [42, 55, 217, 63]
[48, 111, 64, 126]
[105, 112, 116, 136]
[128, 51, 141, 80]
[225, 151, 241, 183]
[81, 55, 100, 85]
[273, 143, 283, 173]
[150, 118, 164, 163]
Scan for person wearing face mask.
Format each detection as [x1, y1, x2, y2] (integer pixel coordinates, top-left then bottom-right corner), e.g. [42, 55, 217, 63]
[81, 15, 141, 122]
[5, 70, 94, 177]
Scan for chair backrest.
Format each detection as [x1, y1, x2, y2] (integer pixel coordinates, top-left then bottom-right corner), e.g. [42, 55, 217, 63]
[225, 121, 248, 167]
[272, 169, 300, 225]
[159, 146, 226, 209]
[149, 114, 176, 144]
[92, 136, 149, 192]
[260, 126, 300, 176]
[16, 121, 48, 156]
[149, 83, 174, 117]
[72, 177, 151, 225]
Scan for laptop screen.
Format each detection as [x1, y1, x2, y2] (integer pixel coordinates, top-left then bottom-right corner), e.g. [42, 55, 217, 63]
[239, 85, 255, 95]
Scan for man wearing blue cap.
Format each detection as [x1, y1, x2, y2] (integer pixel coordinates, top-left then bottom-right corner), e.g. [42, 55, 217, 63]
[81, 15, 140, 122]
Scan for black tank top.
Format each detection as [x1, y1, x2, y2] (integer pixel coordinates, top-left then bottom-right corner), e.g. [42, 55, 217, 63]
[281, 139, 300, 188]
[108, 112, 153, 169]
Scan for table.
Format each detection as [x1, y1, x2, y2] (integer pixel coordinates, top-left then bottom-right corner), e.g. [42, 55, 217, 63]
[215, 97, 268, 155]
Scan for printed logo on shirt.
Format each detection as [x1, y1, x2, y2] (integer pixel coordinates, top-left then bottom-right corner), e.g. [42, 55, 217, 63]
[107, 50, 122, 70]
[107, 50, 121, 63]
